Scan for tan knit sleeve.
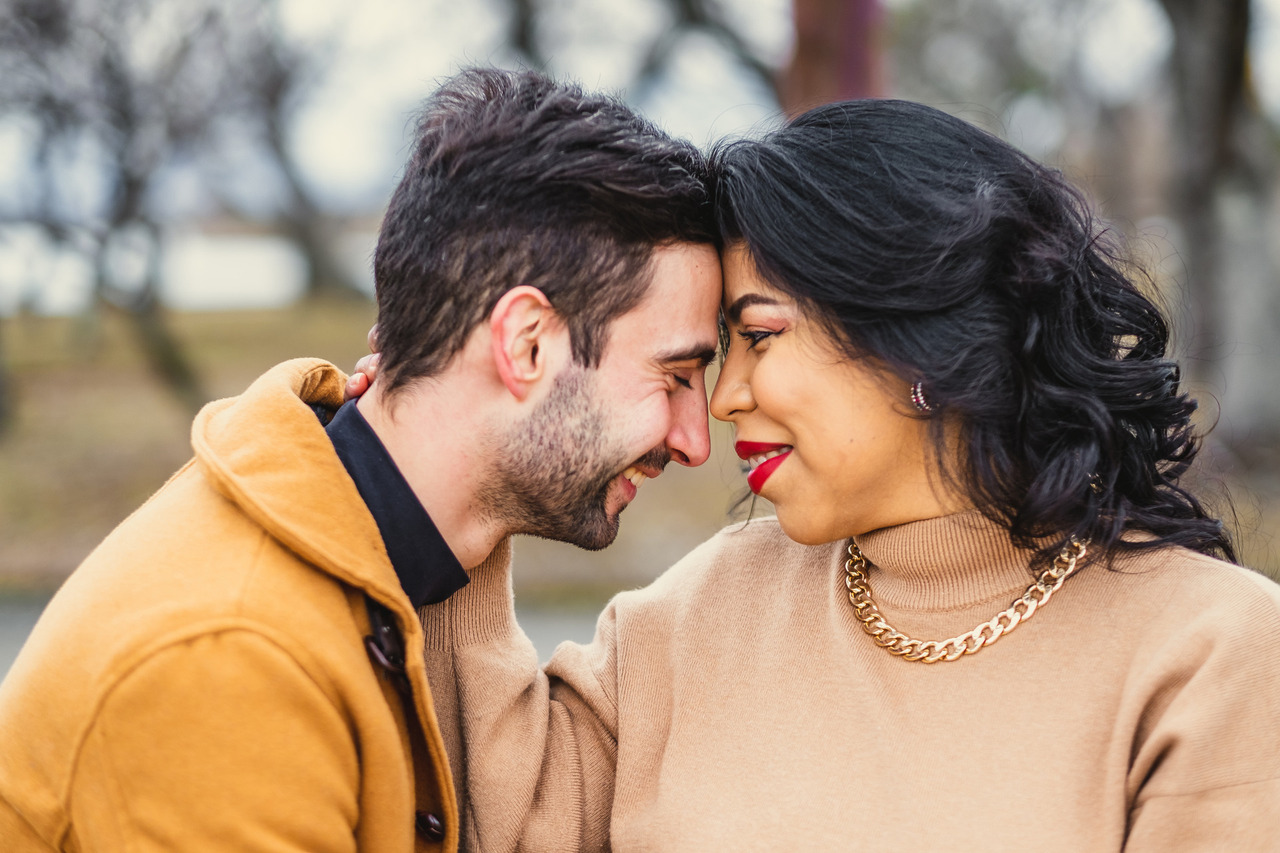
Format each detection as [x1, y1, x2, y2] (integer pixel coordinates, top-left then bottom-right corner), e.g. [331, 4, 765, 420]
[1122, 567, 1280, 850]
[419, 540, 621, 853]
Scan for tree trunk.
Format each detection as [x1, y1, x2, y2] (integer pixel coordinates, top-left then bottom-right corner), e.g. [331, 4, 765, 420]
[96, 225, 208, 415]
[265, 114, 365, 300]
[0, 319, 14, 438]
[1156, 0, 1280, 461]
[506, 0, 545, 67]
[780, 0, 884, 116]
[1155, 0, 1248, 376]
[284, 210, 366, 301]
[123, 300, 207, 415]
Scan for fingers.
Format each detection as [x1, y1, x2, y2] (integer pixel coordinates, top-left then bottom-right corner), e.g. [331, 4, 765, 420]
[354, 352, 380, 377]
[343, 371, 369, 402]
[343, 352, 382, 402]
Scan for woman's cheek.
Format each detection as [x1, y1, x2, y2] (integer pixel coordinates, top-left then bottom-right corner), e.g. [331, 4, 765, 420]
[750, 358, 791, 419]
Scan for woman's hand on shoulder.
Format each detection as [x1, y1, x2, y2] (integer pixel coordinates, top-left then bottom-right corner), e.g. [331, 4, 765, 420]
[343, 325, 381, 402]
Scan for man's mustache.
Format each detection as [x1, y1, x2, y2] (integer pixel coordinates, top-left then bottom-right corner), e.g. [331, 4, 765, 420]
[633, 446, 671, 474]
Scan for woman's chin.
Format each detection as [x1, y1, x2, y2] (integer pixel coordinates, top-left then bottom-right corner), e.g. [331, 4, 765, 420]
[774, 509, 851, 547]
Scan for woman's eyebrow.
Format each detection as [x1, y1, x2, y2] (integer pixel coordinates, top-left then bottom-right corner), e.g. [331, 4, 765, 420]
[724, 293, 782, 325]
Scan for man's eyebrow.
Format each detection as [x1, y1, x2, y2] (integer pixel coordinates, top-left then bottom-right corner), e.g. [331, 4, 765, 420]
[656, 343, 719, 368]
[724, 293, 782, 325]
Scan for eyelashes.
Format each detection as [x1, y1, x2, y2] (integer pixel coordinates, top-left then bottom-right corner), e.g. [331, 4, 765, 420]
[737, 329, 776, 350]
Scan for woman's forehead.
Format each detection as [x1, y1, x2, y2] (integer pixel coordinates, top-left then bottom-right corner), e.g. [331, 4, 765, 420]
[720, 245, 788, 305]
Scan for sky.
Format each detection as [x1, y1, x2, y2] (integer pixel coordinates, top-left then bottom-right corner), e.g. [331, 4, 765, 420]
[1, 0, 1278, 314]
[279, 0, 792, 211]
[282, 0, 1280, 211]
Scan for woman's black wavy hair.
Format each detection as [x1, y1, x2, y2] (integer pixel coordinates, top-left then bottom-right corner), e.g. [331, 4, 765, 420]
[712, 98, 1234, 567]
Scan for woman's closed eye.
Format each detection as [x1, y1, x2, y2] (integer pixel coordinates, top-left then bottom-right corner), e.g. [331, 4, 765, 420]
[737, 329, 776, 350]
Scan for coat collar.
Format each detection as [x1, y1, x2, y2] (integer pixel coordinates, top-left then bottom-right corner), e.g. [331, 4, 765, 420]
[190, 358, 408, 610]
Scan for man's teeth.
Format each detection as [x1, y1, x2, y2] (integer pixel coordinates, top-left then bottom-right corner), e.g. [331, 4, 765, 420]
[622, 466, 648, 488]
[747, 447, 792, 469]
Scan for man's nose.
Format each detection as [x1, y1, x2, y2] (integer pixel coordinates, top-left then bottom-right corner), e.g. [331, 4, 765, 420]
[666, 393, 711, 467]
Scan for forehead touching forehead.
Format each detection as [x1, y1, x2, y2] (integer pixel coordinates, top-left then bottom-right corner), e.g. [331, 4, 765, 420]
[599, 241, 722, 368]
[719, 243, 801, 342]
[372, 67, 718, 395]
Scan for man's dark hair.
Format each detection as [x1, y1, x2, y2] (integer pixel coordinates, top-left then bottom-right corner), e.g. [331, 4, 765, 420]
[373, 67, 717, 394]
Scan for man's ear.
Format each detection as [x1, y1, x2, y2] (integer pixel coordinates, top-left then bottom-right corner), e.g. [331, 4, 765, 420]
[490, 286, 563, 400]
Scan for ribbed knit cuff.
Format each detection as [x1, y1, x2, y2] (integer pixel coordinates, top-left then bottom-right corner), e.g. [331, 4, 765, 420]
[420, 537, 518, 650]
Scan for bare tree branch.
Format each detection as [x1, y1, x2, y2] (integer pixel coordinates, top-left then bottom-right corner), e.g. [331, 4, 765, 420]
[0, 0, 241, 414]
[506, 0, 546, 68]
[634, 0, 781, 104]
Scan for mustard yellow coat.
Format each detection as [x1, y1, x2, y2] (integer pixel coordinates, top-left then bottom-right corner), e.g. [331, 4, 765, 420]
[0, 359, 458, 851]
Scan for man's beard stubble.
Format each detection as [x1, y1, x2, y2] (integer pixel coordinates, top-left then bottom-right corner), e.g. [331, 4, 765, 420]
[477, 367, 668, 551]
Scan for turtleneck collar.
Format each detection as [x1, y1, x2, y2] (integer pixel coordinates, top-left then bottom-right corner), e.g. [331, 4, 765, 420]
[852, 510, 1041, 612]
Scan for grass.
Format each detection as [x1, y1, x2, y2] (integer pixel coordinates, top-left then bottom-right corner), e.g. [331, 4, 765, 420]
[1, 298, 1277, 599]
[0, 298, 746, 599]
[0, 298, 379, 588]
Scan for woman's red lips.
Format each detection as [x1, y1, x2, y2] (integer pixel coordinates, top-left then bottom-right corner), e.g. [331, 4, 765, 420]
[746, 452, 789, 493]
[736, 442, 793, 494]
[735, 441, 790, 460]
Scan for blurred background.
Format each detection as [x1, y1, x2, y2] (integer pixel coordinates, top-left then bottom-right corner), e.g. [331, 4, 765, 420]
[2, 0, 1278, 664]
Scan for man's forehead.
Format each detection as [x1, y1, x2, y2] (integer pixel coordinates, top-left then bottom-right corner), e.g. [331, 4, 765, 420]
[646, 246, 720, 340]
[603, 243, 721, 367]
[644, 242, 722, 309]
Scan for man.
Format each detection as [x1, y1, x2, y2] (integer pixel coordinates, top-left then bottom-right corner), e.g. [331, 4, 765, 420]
[0, 67, 721, 852]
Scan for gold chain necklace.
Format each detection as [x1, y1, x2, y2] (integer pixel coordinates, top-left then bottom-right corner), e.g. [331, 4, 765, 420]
[844, 538, 1088, 663]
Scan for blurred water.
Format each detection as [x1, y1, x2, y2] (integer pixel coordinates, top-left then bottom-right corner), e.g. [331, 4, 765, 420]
[518, 606, 602, 662]
[0, 596, 49, 679]
[0, 594, 599, 680]
[0, 230, 377, 317]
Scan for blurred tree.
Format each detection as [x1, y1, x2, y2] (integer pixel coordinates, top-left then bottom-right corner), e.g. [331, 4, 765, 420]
[781, 0, 883, 113]
[491, 0, 789, 137]
[496, 0, 885, 128]
[221, 2, 364, 300]
[1156, 0, 1280, 464]
[0, 0, 365, 427]
[883, 0, 1279, 467]
[0, 0, 224, 413]
[633, 0, 782, 100]
[1157, 0, 1250, 365]
[505, 0, 547, 68]
[0, 323, 11, 437]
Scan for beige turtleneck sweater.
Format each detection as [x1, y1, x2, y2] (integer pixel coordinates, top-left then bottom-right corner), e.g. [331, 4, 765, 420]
[420, 511, 1280, 852]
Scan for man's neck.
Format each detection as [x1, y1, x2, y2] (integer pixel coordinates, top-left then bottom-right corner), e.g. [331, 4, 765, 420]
[355, 384, 503, 571]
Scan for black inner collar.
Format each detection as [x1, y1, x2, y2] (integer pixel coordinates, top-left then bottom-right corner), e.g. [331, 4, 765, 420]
[324, 401, 469, 608]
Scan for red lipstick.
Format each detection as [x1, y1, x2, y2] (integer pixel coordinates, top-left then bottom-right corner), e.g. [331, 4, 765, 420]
[735, 441, 792, 494]
[735, 441, 787, 460]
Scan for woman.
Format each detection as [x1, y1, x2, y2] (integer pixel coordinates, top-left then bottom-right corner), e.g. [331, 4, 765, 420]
[373, 99, 1280, 850]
